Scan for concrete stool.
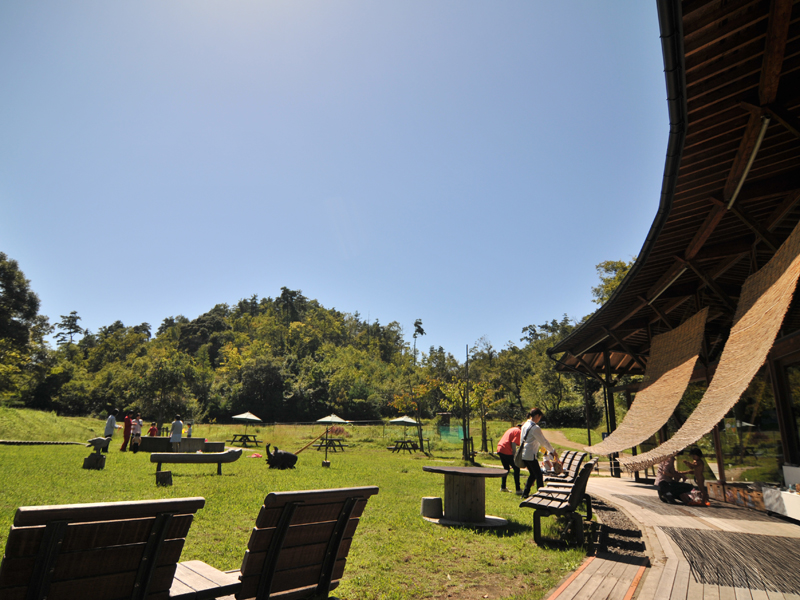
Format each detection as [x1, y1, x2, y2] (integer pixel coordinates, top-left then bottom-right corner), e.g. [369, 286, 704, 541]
[421, 496, 443, 519]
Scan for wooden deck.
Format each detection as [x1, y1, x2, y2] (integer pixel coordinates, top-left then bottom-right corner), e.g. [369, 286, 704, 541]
[545, 476, 800, 600]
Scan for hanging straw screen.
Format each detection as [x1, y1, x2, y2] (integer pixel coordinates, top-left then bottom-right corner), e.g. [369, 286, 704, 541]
[585, 307, 708, 456]
[621, 219, 800, 472]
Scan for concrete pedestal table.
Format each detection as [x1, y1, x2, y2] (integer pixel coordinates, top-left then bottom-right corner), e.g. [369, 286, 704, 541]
[422, 466, 508, 527]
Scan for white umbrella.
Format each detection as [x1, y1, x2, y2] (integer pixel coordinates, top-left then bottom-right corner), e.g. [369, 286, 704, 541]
[390, 415, 420, 439]
[315, 414, 349, 462]
[233, 411, 262, 434]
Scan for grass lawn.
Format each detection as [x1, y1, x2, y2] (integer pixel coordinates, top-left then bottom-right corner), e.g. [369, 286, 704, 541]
[0, 409, 589, 600]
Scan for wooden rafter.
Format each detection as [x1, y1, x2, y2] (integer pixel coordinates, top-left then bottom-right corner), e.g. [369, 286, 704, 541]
[729, 205, 781, 250]
[602, 326, 647, 371]
[684, 259, 737, 312]
[570, 352, 605, 386]
[684, 200, 728, 260]
[759, 0, 793, 106]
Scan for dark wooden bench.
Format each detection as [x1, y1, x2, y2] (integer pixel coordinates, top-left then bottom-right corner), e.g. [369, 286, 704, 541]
[216, 486, 379, 600]
[519, 458, 598, 546]
[151, 449, 243, 475]
[543, 451, 587, 486]
[0, 497, 240, 600]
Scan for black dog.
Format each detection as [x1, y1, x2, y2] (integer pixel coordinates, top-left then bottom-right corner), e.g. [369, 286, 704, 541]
[265, 443, 298, 469]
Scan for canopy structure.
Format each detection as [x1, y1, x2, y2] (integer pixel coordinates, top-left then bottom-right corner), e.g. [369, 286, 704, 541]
[389, 416, 421, 439]
[546, 0, 800, 470]
[232, 411, 262, 434]
[586, 307, 708, 456]
[623, 218, 800, 471]
[315, 414, 350, 463]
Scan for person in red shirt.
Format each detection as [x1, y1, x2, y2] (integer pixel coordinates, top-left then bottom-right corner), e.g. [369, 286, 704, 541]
[120, 413, 132, 451]
[497, 424, 523, 494]
[147, 422, 159, 437]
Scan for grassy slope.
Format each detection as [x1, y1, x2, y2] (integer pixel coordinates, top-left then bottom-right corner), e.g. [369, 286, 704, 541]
[0, 409, 587, 600]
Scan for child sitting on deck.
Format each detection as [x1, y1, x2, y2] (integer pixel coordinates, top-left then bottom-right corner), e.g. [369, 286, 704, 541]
[679, 447, 710, 506]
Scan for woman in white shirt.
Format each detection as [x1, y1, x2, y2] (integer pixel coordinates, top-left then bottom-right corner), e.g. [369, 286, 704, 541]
[520, 408, 558, 498]
[170, 415, 183, 452]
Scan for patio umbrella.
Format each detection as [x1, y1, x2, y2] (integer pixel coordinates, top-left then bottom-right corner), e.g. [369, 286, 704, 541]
[389, 415, 420, 439]
[233, 411, 262, 434]
[316, 414, 349, 463]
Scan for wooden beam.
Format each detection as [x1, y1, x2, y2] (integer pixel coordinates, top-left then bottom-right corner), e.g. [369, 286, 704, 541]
[570, 352, 605, 386]
[684, 201, 728, 260]
[645, 300, 674, 331]
[759, 0, 793, 106]
[729, 205, 780, 251]
[693, 235, 756, 260]
[685, 259, 737, 311]
[766, 188, 800, 229]
[602, 327, 647, 371]
[764, 103, 800, 140]
[723, 110, 767, 202]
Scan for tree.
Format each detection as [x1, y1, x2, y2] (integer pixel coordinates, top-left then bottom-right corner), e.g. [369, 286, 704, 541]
[55, 311, 84, 346]
[591, 258, 636, 305]
[412, 319, 425, 363]
[0, 252, 40, 350]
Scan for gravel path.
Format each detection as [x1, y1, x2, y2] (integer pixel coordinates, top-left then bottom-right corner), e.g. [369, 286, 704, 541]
[591, 497, 647, 558]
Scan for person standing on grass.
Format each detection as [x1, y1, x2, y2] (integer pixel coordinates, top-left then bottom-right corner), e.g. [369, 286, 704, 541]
[130, 413, 143, 453]
[120, 413, 132, 451]
[497, 424, 523, 494]
[170, 415, 183, 452]
[103, 409, 119, 453]
[520, 408, 558, 498]
[147, 422, 159, 437]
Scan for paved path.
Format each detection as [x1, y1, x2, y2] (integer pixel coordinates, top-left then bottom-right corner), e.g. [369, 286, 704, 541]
[545, 475, 800, 600]
[547, 430, 587, 451]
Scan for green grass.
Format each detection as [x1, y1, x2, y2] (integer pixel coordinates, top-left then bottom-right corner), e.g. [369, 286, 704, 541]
[0, 409, 588, 600]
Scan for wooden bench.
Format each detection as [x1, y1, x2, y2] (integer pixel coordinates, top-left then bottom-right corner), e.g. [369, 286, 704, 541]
[0, 497, 240, 600]
[543, 451, 587, 486]
[216, 486, 379, 600]
[151, 449, 243, 475]
[519, 458, 598, 546]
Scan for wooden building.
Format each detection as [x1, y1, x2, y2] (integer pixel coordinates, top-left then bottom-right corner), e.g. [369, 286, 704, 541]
[548, 0, 800, 495]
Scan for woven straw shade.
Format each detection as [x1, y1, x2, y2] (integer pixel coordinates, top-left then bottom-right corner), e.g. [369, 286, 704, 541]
[621, 218, 800, 472]
[586, 307, 708, 456]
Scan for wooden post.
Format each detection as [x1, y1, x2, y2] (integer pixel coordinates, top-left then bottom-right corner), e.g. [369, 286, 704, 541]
[712, 423, 726, 485]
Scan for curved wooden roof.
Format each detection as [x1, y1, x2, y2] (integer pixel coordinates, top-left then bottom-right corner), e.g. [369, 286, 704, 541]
[550, 0, 800, 381]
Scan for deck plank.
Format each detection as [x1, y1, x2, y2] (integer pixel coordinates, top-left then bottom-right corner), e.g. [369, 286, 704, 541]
[606, 561, 643, 600]
[566, 557, 619, 600]
[550, 555, 608, 600]
[704, 583, 721, 600]
[572, 558, 629, 600]
[669, 561, 691, 600]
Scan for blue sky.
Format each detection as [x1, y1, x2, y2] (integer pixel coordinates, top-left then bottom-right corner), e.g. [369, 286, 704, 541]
[1, 2, 666, 358]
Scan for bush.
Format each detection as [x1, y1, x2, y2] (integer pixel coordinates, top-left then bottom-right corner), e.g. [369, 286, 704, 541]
[544, 402, 603, 429]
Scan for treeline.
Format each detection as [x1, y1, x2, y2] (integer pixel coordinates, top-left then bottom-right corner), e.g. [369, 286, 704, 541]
[1, 252, 613, 428]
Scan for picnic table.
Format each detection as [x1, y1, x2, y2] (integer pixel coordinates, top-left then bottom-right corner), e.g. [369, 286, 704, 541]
[389, 439, 417, 453]
[313, 437, 348, 452]
[422, 466, 507, 527]
[227, 433, 261, 447]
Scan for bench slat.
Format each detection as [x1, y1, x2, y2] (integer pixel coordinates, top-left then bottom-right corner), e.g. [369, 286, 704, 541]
[239, 558, 347, 597]
[0, 539, 186, 587]
[13, 498, 205, 527]
[3, 515, 193, 559]
[246, 518, 359, 553]
[256, 498, 369, 529]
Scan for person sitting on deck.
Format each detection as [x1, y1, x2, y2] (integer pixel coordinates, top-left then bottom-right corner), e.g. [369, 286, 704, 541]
[655, 453, 694, 505]
[678, 447, 710, 506]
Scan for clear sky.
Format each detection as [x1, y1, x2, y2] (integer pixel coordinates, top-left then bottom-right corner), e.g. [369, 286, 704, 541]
[1, 1, 666, 359]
